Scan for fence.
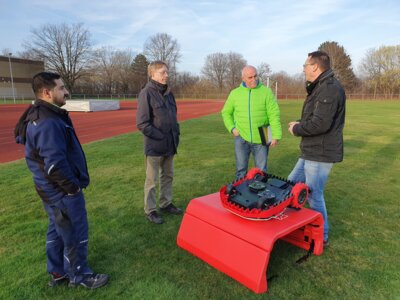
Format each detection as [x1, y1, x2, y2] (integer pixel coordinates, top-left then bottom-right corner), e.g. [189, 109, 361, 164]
[2, 93, 400, 104]
[70, 93, 229, 100]
[70, 93, 400, 101]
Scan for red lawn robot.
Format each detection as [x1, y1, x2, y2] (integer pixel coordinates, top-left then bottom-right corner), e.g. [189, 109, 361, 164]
[220, 168, 309, 220]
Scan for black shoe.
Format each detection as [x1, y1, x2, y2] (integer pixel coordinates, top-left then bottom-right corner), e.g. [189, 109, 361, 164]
[69, 273, 109, 289]
[160, 203, 183, 215]
[48, 272, 68, 287]
[147, 211, 164, 224]
[323, 240, 330, 248]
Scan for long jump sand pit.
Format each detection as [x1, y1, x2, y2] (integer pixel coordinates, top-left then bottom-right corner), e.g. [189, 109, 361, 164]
[63, 100, 120, 112]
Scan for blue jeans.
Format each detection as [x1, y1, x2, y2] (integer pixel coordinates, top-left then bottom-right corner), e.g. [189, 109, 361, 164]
[288, 159, 333, 241]
[234, 136, 269, 179]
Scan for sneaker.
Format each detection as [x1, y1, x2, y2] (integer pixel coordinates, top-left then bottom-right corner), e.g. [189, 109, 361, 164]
[160, 203, 183, 215]
[69, 273, 109, 289]
[48, 272, 68, 287]
[323, 240, 330, 248]
[146, 211, 164, 224]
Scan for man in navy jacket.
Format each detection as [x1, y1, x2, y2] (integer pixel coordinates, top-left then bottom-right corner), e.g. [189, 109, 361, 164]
[15, 72, 108, 289]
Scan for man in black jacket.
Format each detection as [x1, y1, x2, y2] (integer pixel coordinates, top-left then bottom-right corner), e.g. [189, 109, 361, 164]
[136, 61, 182, 224]
[288, 51, 346, 247]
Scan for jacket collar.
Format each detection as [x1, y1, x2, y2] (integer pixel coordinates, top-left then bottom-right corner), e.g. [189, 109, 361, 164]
[241, 80, 262, 90]
[34, 99, 69, 116]
[148, 79, 170, 96]
[306, 69, 334, 95]
[14, 99, 70, 145]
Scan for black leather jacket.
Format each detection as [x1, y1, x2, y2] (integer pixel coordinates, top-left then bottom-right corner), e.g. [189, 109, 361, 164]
[136, 80, 180, 156]
[293, 70, 346, 163]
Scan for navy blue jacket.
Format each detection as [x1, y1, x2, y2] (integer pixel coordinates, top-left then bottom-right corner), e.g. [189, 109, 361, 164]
[15, 99, 89, 203]
[136, 80, 180, 156]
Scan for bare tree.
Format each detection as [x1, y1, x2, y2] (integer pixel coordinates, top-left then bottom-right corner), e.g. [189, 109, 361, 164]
[360, 45, 400, 97]
[113, 50, 135, 93]
[270, 71, 304, 97]
[91, 46, 118, 94]
[257, 62, 272, 86]
[225, 52, 247, 90]
[90, 47, 135, 94]
[16, 49, 42, 60]
[318, 41, 358, 91]
[1, 48, 13, 56]
[202, 53, 229, 91]
[23, 23, 92, 93]
[174, 72, 200, 95]
[143, 32, 181, 85]
[143, 33, 181, 64]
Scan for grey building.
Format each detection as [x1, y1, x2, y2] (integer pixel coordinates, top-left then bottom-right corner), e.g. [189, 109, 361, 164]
[0, 55, 44, 99]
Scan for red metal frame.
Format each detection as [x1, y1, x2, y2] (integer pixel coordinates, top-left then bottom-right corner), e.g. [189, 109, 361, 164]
[177, 192, 324, 293]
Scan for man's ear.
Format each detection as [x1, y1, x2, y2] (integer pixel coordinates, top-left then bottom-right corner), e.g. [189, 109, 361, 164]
[42, 87, 52, 99]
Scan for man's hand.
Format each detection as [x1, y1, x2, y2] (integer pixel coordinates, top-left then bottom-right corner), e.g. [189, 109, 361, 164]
[270, 139, 278, 147]
[232, 128, 240, 137]
[288, 121, 300, 136]
[67, 187, 81, 196]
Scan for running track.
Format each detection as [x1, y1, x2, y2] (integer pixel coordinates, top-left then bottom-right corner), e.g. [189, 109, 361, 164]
[0, 100, 224, 163]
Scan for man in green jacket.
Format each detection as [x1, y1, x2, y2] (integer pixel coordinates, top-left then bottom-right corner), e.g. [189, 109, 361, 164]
[221, 65, 282, 179]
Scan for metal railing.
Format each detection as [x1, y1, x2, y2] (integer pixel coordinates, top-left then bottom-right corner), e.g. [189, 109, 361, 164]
[1, 93, 400, 104]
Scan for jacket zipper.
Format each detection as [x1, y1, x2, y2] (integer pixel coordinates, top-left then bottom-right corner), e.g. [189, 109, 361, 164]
[248, 90, 252, 143]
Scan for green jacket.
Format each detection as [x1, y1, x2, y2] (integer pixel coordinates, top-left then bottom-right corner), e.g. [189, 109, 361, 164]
[221, 81, 282, 144]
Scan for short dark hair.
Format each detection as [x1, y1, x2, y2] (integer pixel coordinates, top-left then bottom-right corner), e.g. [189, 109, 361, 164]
[308, 51, 331, 72]
[32, 72, 61, 96]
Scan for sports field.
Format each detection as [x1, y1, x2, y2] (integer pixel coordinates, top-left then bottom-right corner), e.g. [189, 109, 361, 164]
[0, 100, 399, 299]
[0, 100, 224, 163]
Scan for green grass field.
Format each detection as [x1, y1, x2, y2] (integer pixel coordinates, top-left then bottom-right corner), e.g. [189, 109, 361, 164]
[0, 100, 399, 299]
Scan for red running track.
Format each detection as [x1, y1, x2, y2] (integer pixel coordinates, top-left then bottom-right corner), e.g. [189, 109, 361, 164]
[0, 100, 224, 163]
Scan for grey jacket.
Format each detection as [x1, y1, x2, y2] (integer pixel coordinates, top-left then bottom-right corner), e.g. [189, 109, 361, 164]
[136, 80, 180, 156]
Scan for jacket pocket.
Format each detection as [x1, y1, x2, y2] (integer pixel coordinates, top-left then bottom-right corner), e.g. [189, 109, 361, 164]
[54, 207, 71, 229]
[145, 135, 168, 154]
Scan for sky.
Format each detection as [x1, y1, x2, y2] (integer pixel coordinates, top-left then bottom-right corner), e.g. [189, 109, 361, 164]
[1, 0, 399, 76]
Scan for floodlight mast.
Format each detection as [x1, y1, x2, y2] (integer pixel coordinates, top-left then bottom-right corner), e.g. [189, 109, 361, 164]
[8, 53, 16, 104]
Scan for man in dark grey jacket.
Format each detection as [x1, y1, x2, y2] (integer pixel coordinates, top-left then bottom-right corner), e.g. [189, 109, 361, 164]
[288, 51, 346, 247]
[136, 61, 182, 224]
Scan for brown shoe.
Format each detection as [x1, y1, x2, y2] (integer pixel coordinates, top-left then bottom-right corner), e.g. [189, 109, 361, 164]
[323, 240, 330, 248]
[146, 211, 164, 224]
[160, 203, 183, 215]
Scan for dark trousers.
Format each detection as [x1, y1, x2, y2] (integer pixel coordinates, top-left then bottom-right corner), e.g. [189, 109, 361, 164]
[43, 190, 92, 283]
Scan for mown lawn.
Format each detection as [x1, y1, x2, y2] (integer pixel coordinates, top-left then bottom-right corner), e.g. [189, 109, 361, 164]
[0, 100, 399, 299]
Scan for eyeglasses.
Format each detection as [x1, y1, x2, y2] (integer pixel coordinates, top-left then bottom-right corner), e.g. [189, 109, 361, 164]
[303, 63, 315, 68]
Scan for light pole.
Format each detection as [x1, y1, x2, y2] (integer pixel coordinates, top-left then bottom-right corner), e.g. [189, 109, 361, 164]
[8, 53, 16, 104]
